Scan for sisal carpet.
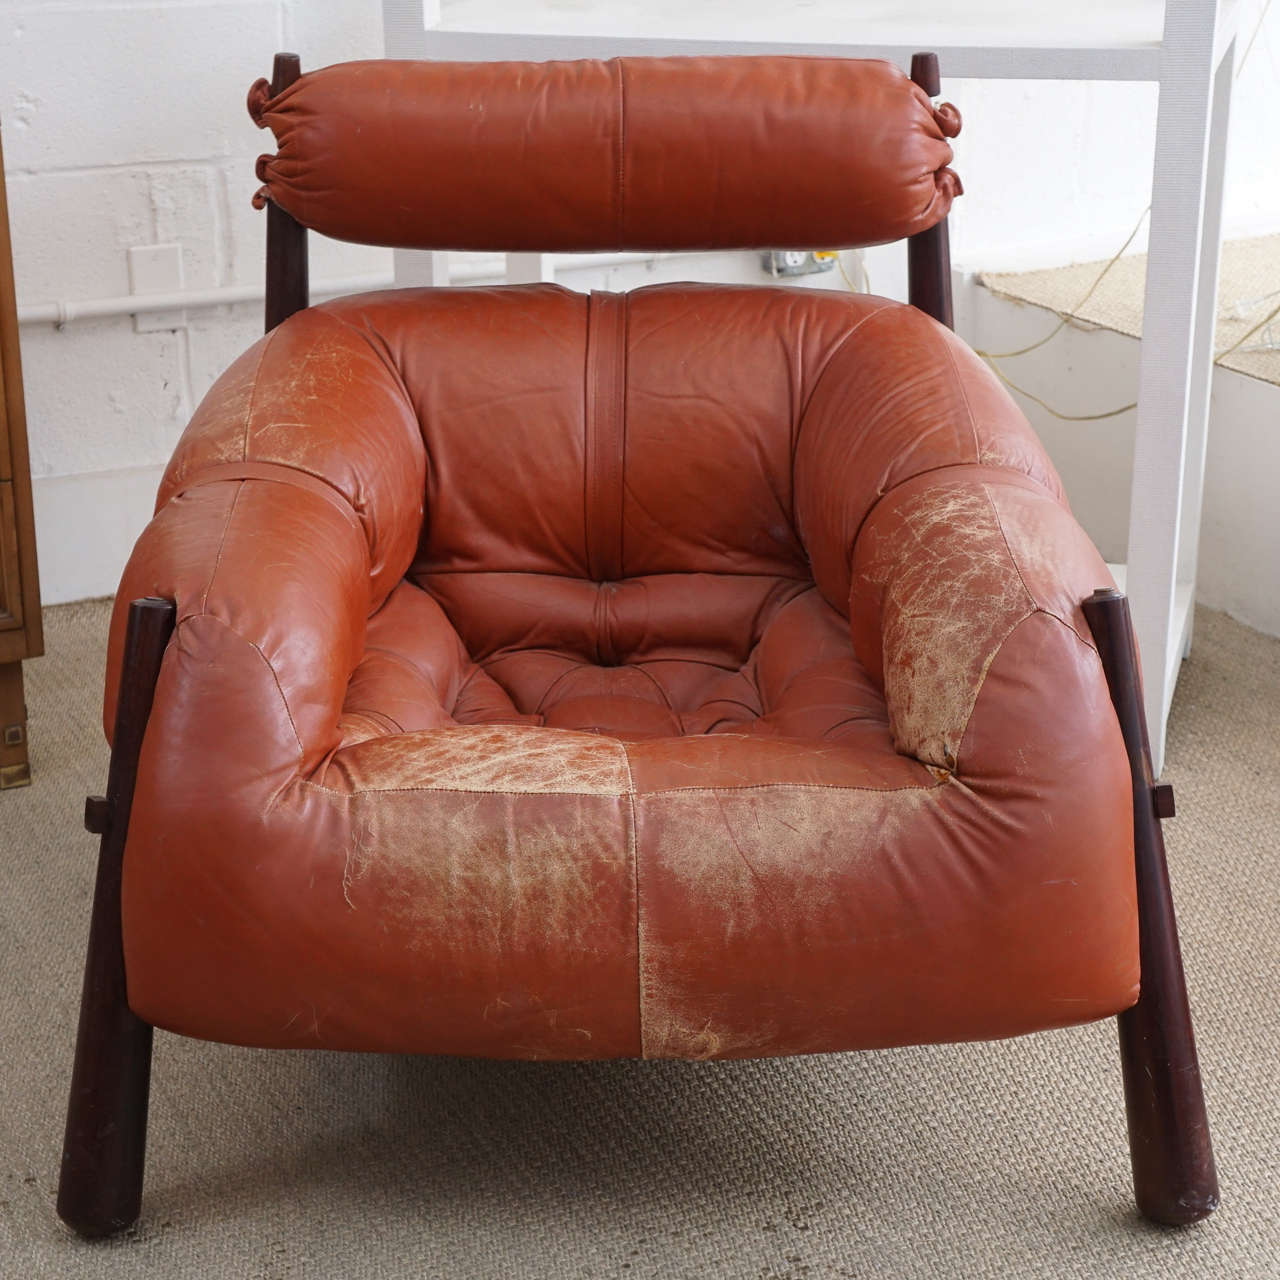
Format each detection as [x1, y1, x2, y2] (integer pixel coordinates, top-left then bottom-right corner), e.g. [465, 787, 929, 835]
[982, 234, 1280, 387]
[1, 599, 1277, 1278]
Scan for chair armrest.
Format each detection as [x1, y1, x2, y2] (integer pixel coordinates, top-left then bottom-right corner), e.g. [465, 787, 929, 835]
[105, 304, 427, 772]
[105, 478, 369, 774]
[849, 466, 1115, 772]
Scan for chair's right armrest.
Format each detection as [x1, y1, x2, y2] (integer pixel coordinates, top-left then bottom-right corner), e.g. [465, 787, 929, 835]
[848, 465, 1117, 774]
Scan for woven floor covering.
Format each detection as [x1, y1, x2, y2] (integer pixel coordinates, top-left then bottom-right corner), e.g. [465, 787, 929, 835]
[2, 599, 1277, 1279]
[982, 234, 1280, 387]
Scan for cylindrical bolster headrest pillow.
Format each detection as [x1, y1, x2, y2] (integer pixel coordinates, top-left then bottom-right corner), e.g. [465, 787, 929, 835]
[249, 57, 961, 253]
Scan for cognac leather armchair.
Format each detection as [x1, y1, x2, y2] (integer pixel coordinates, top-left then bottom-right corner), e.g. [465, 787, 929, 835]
[59, 53, 1216, 1237]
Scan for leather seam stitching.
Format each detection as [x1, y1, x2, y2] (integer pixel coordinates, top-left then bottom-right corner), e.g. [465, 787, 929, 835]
[982, 482, 1099, 652]
[176, 613, 305, 798]
[1042, 609, 1099, 652]
[631, 663, 678, 716]
[846, 463, 1055, 568]
[296, 781, 630, 799]
[583, 293, 626, 589]
[239, 323, 278, 461]
[794, 301, 898, 437]
[940, 323, 984, 463]
[173, 465, 366, 544]
[198, 483, 243, 616]
[636, 779, 942, 797]
[319, 305, 421, 416]
[418, 568, 812, 581]
[981, 482, 1037, 613]
[483, 648, 766, 676]
[792, 302, 898, 556]
[294, 778, 941, 799]
[619, 745, 643, 1058]
[951, 607, 1037, 773]
[695, 694, 764, 718]
[615, 59, 627, 246]
[592, 586, 609, 666]
[340, 709, 406, 735]
[451, 663, 487, 715]
[583, 292, 595, 579]
[616, 296, 629, 577]
[533, 664, 590, 717]
[954, 608, 1103, 771]
[1042, 610, 1110, 671]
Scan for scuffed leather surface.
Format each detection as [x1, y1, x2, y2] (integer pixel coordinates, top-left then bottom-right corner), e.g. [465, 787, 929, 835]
[248, 57, 961, 252]
[108, 282, 1138, 1058]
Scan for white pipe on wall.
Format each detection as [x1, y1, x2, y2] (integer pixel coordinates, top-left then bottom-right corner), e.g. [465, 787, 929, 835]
[16, 253, 673, 327]
[16, 273, 396, 327]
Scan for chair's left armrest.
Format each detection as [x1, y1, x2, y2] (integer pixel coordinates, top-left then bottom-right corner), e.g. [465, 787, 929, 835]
[103, 303, 428, 772]
[104, 475, 371, 778]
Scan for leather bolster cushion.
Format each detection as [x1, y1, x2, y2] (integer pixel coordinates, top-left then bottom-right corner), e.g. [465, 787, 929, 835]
[106, 285, 1138, 1062]
[247, 56, 962, 251]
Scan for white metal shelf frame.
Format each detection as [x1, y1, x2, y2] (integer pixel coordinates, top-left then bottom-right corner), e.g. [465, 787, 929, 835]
[383, 0, 1241, 775]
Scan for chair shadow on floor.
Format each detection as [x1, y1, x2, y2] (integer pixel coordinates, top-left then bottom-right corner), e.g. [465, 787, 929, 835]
[140, 1024, 1162, 1246]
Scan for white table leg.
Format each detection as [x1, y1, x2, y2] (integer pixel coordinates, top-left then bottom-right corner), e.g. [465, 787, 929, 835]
[505, 254, 556, 284]
[1126, 0, 1223, 777]
[1177, 37, 1236, 660]
[383, 0, 438, 54]
[393, 249, 451, 287]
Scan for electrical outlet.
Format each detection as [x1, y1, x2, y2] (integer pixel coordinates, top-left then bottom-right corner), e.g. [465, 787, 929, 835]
[762, 250, 837, 278]
[128, 244, 185, 332]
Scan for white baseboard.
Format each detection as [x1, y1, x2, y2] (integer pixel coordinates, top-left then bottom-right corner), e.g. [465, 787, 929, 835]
[33, 464, 165, 605]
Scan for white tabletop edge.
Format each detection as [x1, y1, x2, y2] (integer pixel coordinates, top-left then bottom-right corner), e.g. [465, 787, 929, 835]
[421, 30, 1166, 80]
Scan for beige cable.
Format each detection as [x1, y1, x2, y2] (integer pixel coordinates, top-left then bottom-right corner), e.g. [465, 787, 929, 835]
[974, 0, 1273, 421]
[1216, 295, 1280, 359]
[985, 358, 1137, 421]
[975, 205, 1150, 361]
[836, 250, 870, 295]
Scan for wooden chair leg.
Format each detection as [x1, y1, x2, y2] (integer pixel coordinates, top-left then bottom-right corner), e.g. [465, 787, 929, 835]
[1082, 588, 1219, 1226]
[58, 598, 175, 1238]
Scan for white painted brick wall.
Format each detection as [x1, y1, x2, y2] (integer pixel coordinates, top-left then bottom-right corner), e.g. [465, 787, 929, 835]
[2, 0, 388, 602]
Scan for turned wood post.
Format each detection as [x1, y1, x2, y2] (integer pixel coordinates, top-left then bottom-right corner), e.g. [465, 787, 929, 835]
[58, 597, 175, 1238]
[907, 52, 954, 330]
[1083, 586, 1218, 1226]
[264, 53, 309, 332]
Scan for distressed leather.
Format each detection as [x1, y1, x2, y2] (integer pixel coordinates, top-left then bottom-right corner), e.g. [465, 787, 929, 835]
[247, 57, 962, 252]
[107, 283, 1138, 1058]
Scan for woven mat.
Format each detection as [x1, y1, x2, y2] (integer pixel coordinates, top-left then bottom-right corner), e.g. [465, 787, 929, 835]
[982, 234, 1280, 386]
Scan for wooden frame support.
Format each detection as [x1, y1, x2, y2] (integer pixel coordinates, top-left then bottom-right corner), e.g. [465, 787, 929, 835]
[58, 598, 175, 1239]
[906, 52, 954, 330]
[1125, 1, 1231, 775]
[264, 53, 309, 332]
[1082, 587, 1218, 1226]
[0, 660, 30, 788]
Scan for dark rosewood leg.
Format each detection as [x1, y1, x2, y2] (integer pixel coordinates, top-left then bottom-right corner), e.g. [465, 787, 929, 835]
[1082, 587, 1218, 1226]
[58, 598, 175, 1238]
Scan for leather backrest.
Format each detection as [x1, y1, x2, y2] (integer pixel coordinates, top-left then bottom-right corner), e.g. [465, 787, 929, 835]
[248, 57, 962, 252]
[134, 282, 1059, 753]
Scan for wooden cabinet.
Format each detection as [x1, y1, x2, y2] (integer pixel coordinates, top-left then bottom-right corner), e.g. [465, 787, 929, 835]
[0, 120, 43, 789]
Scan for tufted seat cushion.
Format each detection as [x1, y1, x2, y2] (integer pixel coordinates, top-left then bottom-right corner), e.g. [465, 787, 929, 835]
[108, 282, 1138, 1060]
